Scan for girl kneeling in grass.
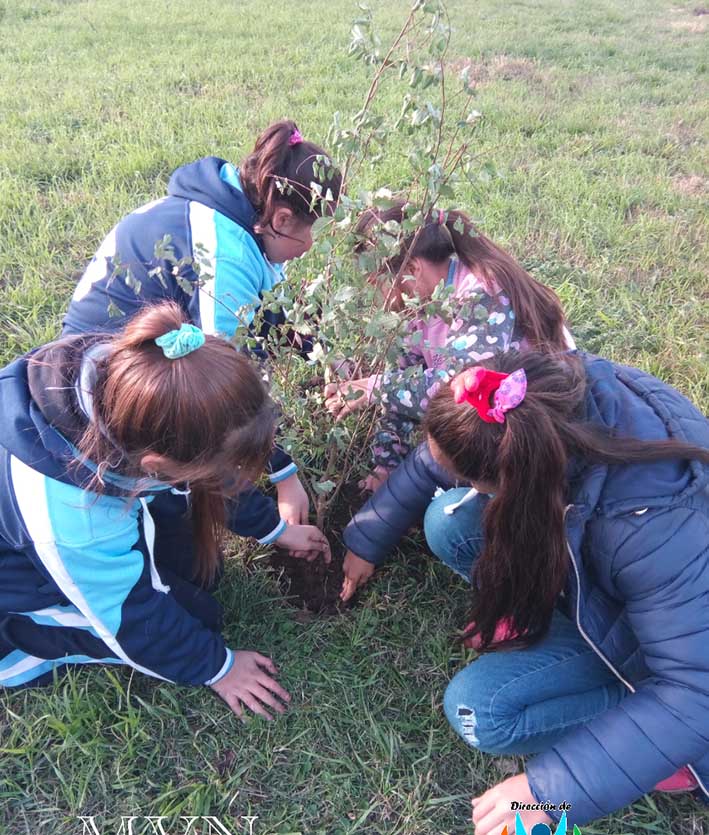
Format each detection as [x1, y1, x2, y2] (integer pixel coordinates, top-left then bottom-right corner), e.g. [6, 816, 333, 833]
[420, 351, 708, 832]
[0, 302, 328, 717]
[65, 119, 343, 540]
[325, 200, 574, 493]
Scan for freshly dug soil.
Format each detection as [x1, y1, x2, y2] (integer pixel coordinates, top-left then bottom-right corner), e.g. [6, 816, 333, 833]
[269, 482, 363, 615]
[269, 546, 348, 615]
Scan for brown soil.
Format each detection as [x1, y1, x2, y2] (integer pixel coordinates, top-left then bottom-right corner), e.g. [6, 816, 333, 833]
[669, 14, 708, 31]
[447, 55, 543, 85]
[666, 118, 701, 150]
[269, 482, 364, 615]
[673, 175, 708, 196]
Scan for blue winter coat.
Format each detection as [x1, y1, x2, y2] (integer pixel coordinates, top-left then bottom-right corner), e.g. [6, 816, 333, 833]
[344, 353, 709, 825]
[0, 338, 288, 687]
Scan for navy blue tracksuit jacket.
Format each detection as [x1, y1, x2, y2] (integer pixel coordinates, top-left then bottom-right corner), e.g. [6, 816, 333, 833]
[0, 337, 286, 687]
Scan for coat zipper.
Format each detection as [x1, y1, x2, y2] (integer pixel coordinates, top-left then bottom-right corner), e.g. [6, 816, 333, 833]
[565, 532, 635, 694]
[564, 507, 709, 799]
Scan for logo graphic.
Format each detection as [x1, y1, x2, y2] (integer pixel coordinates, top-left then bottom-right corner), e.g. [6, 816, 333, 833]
[499, 812, 583, 835]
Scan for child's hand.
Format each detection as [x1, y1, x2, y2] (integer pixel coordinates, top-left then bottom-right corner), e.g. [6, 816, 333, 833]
[358, 466, 390, 493]
[209, 651, 290, 721]
[276, 473, 310, 525]
[471, 773, 553, 835]
[341, 550, 375, 601]
[277, 524, 332, 563]
[324, 379, 370, 421]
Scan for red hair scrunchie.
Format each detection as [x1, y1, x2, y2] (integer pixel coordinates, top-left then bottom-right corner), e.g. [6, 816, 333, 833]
[450, 366, 527, 424]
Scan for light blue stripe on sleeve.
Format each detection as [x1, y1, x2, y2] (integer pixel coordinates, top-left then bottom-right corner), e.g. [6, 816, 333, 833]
[16, 605, 101, 638]
[2, 655, 123, 688]
[9, 455, 171, 682]
[269, 462, 298, 484]
[204, 647, 234, 685]
[0, 649, 31, 675]
[258, 518, 287, 545]
[42, 480, 144, 639]
[219, 162, 241, 190]
[212, 212, 266, 335]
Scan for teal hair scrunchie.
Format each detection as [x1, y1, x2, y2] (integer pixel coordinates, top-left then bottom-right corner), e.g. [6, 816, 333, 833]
[155, 323, 206, 359]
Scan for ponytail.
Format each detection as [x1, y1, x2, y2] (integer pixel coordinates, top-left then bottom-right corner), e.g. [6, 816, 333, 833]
[71, 302, 275, 584]
[425, 351, 709, 650]
[355, 200, 568, 352]
[240, 119, 342, 228]
[443, 209, 567, 352]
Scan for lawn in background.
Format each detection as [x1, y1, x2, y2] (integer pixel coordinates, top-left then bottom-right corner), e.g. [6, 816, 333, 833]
[0, 0, 707, 833]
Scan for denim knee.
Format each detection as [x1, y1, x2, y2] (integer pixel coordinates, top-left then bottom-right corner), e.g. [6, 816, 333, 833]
[443, 658, 521, 755]
[424, 488, 485, 580]
[425, 489, 463, 563]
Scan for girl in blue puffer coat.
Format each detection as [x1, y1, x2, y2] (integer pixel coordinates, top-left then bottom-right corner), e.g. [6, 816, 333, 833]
[343, 349, 709, 833]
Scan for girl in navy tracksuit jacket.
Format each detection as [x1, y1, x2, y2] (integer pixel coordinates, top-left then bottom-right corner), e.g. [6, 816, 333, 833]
[0, 302, 328, 718]
[62, 119, 342, 547]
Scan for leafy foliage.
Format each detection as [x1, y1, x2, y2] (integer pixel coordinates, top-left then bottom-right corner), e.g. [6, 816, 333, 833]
[227, 0, 488, 523]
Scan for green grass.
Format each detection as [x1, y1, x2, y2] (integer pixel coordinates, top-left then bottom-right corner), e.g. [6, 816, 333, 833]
[1, 0, 708, 833]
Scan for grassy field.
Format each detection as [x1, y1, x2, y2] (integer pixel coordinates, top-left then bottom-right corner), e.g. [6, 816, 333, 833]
[1, 0, 708, 833]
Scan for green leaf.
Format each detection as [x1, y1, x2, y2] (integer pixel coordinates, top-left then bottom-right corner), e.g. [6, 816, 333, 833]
[313, 479, 336, 495]
[107, 300, 124, 319]
[344, 388, 365, 402]
[153, 234, 175, 263]
[175, 277, 196, 296]
[334, 285, 358, 304]
[426, 102, 442, 123]
[124, 269, 142, 296]
[311, 216, 334, 238]
[305, 275, 326, 297]
[307, 342, 326, 363]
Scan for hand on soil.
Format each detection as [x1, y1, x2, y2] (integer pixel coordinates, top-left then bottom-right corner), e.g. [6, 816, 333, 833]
[276, 473, 310, 525]
[324, 379, 370, 421]
[209, 651, 290, 721]
[277, 524, 332, 563]
[340, 550, 376, 601]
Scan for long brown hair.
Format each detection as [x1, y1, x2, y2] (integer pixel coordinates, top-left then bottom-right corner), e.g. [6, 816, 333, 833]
[425, 351, 709, 651]
[355, 201, 567, 352]
[74, 303, 275, 584]
[240, 119, 342, 228]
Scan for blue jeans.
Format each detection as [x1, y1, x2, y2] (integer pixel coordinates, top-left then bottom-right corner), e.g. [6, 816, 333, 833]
[424, 488, 628, 755]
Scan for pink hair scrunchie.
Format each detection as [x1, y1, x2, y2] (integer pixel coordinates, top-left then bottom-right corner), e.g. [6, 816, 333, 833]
[450, 366, 528, 424]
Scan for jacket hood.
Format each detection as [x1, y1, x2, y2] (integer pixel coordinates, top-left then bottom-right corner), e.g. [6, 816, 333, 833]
[572, 353, 709, 516]
[167, 157, 264, 252]
[0, 339, 171, 497]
